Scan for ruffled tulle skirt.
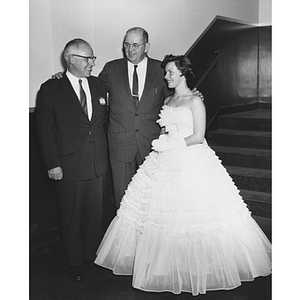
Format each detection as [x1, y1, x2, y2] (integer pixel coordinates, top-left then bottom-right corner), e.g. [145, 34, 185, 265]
[94, 143, 271, 295]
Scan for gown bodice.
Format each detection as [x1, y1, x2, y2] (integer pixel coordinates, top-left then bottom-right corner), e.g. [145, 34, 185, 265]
[157, 105, 193, 139]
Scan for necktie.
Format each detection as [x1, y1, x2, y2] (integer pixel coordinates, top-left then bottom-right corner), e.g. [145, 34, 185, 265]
[132, 65, 139, 106]
[78, 79, 88, 116]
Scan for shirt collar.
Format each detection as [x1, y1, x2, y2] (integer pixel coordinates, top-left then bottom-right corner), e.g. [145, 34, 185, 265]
[66, 70, 87, 85]
[127, 56, 148, 69]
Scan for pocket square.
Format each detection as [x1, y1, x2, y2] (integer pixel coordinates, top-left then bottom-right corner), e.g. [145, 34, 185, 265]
[99, 97, 106, 105]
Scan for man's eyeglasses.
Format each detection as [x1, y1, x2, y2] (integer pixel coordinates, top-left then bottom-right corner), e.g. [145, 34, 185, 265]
[72, 54, 97, 63]
[123, 42, 145, 51]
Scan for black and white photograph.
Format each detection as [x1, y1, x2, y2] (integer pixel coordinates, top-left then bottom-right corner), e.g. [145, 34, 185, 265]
[5, 0, 296, 299]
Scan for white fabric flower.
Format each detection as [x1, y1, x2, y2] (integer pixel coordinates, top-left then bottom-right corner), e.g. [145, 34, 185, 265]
[99, 97, 106, 105]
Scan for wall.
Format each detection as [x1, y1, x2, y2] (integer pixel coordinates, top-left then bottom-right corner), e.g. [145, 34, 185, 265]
[29, 0, 266, 108]
[258, 26, 271, 101]
[259, 0, 272, 25]
[186, 18, 272, 125]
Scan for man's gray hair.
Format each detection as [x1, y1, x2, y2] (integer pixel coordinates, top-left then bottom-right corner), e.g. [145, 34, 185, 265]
[63, 38, 91, 61]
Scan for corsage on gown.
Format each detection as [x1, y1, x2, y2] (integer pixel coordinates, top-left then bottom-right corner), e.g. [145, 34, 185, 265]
[94, 105, 271, 295]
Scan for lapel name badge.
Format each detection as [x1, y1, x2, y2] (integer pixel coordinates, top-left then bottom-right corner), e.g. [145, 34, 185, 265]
[99, 97, 106, 105]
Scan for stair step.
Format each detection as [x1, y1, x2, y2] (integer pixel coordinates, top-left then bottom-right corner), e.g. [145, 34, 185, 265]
[239, 189, 271, 218]
[220, 109, 271, 119]
[239, 189, 271, 203]
[218, 109, 271, 131]
[212, 146, 271, 170]
[226, 166, 271, 193]
[207, 129, 271, 149]
[206, 108, 272, 231]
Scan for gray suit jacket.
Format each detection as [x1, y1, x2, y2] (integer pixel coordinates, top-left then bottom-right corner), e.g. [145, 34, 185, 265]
[99, 57, 171, 162]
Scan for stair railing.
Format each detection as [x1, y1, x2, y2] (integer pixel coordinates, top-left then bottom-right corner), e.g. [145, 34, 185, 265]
[192, 49, 224, 88]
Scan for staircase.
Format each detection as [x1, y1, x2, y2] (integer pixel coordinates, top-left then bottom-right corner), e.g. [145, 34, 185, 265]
[206, 107, 271, 236]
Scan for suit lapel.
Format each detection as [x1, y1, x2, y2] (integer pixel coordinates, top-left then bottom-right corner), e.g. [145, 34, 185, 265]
[61, 74, 76, 99]
[88, 78, 98, 122]
[120, 59, 137, 106]
[88, 77, 109, 124]
[61, 74, 82, 109]
[61, 74, 90, 121]
[139, 58, 156, 104]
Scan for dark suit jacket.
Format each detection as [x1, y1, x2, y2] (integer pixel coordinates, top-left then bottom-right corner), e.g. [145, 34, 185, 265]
[36, 73, 108, 182]
[99, 57, 171, 162]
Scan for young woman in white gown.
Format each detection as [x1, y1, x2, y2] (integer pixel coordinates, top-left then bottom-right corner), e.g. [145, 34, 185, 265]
[94, 54, 272, 296]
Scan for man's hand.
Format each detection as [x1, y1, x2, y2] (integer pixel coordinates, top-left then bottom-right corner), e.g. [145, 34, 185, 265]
[48, 167, 63, 180]
[192, 88, 204, 101]
[51, 72, 64, 79]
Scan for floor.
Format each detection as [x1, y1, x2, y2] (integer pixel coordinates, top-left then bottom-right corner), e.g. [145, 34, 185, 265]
[30, 238, 272, 300]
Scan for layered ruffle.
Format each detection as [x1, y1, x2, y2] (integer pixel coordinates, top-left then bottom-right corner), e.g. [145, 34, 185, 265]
[95, 144, 271, 295]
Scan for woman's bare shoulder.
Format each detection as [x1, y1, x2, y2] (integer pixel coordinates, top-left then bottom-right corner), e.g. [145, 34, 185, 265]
[189, 95, 205, 109]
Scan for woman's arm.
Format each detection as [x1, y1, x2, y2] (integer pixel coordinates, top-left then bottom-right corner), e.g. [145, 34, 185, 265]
[184, 96, 206, 146]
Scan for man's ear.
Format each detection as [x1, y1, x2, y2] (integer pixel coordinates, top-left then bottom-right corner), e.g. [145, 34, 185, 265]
[68, 54, 75, 65]
[145, 42, 151, 54]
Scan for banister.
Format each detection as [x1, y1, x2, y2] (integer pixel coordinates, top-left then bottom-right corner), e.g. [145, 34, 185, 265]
[193, 49, 224, 88]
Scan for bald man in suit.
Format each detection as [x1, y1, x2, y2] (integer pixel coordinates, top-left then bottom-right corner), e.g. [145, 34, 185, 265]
[36, 39, 108, 280]
[100, 27, 172, 208]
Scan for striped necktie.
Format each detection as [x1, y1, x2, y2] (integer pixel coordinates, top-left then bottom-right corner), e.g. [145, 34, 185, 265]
[132, 65, 139, 106]
[78, 79, 88, 116]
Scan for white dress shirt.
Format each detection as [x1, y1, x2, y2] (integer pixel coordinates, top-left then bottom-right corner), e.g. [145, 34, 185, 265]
[66, 70, 93, 120]
[127, 57, 148, 100]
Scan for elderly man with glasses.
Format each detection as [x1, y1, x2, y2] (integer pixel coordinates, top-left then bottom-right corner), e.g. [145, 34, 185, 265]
[99, 27, 203, 209]
[98, 27, 173, 209]
[36, 38, 109, 280]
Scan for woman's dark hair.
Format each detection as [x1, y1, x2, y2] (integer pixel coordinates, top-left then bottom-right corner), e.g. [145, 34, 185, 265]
[161, 54, 195, 79]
